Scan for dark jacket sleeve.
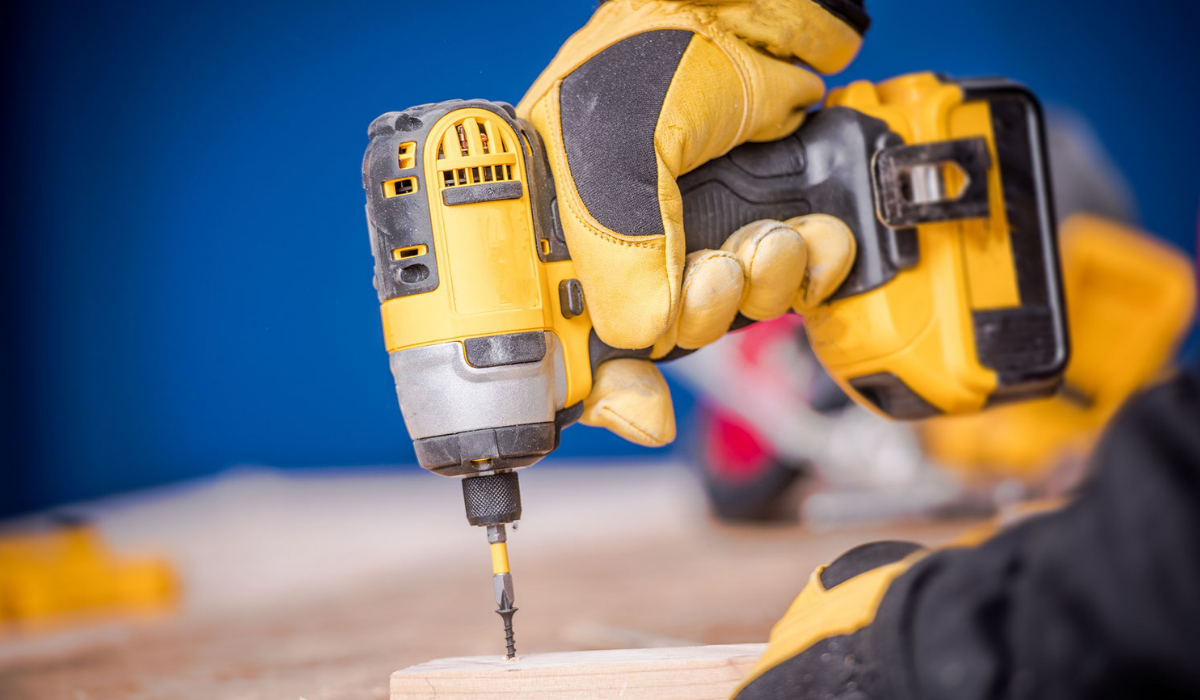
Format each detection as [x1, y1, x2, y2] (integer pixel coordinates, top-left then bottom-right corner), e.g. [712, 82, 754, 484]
[871, 370, 1200, 700]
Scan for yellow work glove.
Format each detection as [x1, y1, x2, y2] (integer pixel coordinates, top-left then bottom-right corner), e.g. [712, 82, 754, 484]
[733, 541, 926, 700]
[518, 0, 868, 447]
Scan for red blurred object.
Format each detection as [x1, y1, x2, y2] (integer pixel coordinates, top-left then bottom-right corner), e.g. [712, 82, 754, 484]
[694, 403, 805, 523]
[704, 407, 772, 483]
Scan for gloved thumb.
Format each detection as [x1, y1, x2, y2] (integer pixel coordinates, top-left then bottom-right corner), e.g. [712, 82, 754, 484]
[580, 358, 677, 447]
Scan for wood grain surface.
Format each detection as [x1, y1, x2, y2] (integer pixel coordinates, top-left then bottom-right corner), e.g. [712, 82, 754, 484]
[391, 644, 768, 700]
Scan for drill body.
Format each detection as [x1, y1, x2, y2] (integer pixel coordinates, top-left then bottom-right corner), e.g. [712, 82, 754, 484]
[363, 72, 1068, 484]
[365, 100, 589, 484]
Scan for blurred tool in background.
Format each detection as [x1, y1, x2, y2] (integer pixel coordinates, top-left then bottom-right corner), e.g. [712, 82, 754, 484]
[676, 321, 951, 528]
[669, 111, 1198, 527]
[0, 517, 177, 631]
[924, 213, 1197, 490]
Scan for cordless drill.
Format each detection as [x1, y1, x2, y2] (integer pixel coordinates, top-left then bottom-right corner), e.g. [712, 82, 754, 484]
[361, 72, 1068, 656]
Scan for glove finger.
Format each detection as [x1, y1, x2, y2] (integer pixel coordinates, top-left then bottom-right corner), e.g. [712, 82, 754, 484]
[736, 42, 827, 143]
[580, 358, 676, 447]
[701, 0, 867, 76]
[720, 219, 808, 320]
[673, 249, 745, 350]
[787, 214, 856, 310]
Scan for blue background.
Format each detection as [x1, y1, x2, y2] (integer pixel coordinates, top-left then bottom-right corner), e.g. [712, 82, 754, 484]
[3, 0, 1198, 517]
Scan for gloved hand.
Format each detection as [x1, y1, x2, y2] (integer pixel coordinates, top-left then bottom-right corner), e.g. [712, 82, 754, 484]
[733, 541, 926, 700]
[517, 0, 869, 447]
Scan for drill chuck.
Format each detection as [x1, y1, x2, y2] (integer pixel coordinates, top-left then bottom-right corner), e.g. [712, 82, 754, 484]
[462, 470, 522, 527]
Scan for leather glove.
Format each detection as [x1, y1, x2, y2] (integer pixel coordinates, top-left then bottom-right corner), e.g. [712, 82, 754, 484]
[517, 0, 868, 447]
[733, 541, 927, 700]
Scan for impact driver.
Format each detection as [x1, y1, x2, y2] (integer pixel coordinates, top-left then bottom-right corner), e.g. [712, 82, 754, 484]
[361, 72, 1068, 656]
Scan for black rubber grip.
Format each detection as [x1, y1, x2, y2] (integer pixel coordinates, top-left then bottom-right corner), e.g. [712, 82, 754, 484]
[678, 106, 916, 301]
[634, 107, 912, 365]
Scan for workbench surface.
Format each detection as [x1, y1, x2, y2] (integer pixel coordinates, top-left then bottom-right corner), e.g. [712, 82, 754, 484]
[0, 464, 972, 699]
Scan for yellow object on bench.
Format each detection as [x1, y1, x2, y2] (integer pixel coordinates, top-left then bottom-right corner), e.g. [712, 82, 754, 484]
[0, 520, 177, 628]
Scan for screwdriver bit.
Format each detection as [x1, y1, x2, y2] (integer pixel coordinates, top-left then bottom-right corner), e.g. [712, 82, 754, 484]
[488, 524, 518, 658]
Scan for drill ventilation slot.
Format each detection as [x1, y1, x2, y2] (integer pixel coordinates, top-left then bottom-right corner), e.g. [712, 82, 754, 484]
[397, 141, 417, 170]
[383, 177, 418, 198]
[436, 116, 519, 190]
[392, 244, 427, 260]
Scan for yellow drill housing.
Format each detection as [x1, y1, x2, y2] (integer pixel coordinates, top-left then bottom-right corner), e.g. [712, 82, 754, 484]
[806, 73, 1068, 416]
[365, 100, 597, 478]
[376, 106, 595, 408]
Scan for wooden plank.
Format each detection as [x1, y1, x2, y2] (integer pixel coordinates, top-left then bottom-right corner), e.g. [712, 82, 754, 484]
[390, 643, 767, 700]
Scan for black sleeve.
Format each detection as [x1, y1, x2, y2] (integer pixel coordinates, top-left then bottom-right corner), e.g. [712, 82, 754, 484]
[871, 370, 1200, 700]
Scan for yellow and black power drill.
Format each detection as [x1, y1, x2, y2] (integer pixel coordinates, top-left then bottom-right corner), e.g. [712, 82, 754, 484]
[361, 73, 1068, 656]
